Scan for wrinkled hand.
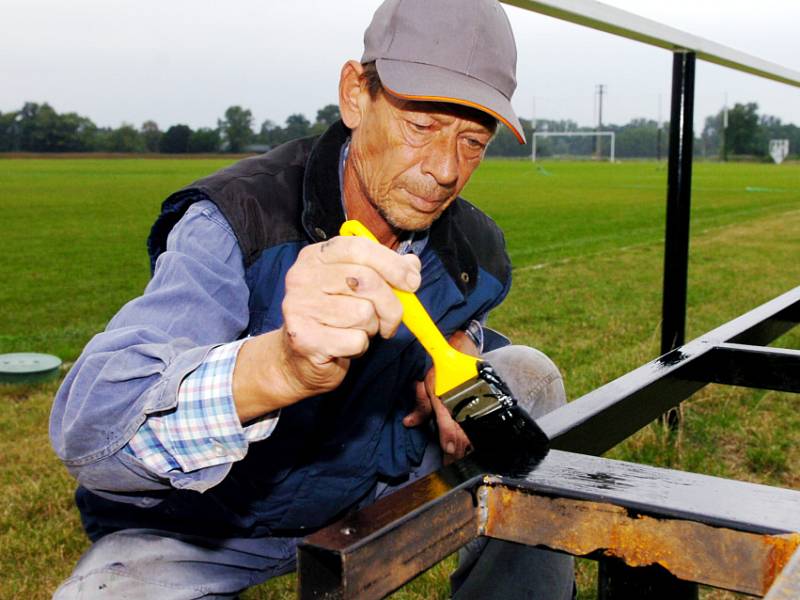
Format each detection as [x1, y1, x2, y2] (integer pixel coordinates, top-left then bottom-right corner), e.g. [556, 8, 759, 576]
[402, 330, 479, 463]
[234, 235, 421, 422]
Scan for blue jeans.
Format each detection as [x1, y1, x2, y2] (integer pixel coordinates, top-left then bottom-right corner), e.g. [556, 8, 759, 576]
[55, 346, 575, 599]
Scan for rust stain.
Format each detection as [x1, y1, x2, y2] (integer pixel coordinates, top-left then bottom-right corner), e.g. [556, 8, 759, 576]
[762, 533, 800, 590]
[482, 486, 800, 596]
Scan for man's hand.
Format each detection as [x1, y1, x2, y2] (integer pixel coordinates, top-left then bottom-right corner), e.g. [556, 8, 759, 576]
[233, 236, 421, 423]
[402, 329, 479, 462]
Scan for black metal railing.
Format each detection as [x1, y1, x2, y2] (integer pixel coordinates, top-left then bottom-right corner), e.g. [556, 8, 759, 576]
[297, 287, 800, 599]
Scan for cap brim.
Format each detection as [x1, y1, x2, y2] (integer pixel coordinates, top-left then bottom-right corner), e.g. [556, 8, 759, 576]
[376, 58, 526, 144]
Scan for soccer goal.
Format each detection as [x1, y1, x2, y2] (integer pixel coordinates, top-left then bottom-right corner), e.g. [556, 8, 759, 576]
[531, 131, 615, 162]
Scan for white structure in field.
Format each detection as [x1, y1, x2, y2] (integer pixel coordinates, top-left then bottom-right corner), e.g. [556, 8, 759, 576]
[769, 139, 790, 164]
[531, 131, 616, 162]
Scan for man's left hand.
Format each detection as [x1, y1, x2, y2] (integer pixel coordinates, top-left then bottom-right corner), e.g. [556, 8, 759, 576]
[402, 330, 479, 463]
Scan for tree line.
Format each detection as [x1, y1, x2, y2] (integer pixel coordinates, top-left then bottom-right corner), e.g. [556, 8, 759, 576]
[0, 100, 796, 159]
[0, 103, 342, 154]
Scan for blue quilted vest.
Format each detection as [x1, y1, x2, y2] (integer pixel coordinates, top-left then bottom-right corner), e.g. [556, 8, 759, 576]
[77, 121, 511, 540]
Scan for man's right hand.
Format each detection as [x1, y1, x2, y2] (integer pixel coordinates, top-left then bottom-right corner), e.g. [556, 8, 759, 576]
[232, 235, 421, 423]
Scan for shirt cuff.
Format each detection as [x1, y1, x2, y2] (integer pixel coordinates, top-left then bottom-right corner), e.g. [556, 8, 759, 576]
[464, 319, 485, 353]
[125, 339, 279, 475]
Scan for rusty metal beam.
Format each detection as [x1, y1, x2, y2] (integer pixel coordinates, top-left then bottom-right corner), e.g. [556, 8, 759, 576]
[297, 461, 485, 599]
[297, 450, 800, 599]
[765, 546, 800, 600]
[483, 487, 798, 596]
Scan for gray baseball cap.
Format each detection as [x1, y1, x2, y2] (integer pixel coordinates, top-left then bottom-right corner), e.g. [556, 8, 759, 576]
[362, 0, 525, 144]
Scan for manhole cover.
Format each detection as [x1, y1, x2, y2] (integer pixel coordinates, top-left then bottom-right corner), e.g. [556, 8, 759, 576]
[0, 353, 62, 384]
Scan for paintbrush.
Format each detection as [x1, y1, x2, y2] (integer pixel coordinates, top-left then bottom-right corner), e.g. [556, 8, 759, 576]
[340, 219, 550, 466]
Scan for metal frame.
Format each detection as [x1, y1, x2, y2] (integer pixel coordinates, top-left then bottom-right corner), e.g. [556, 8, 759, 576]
[540, 286, 800, 454]
[298, 287, 800, 599]
[298, 450, 800, 599]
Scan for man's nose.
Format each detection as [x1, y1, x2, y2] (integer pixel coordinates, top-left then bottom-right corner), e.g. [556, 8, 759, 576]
[421, 135, 459, 187]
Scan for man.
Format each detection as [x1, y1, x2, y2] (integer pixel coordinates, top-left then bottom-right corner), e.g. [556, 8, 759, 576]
[51, 0, 574, 597]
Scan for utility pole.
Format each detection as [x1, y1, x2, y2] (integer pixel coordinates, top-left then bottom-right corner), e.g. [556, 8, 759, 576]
[657, 93, 663, 161]
[595, 84, 606, 158]
[720, 92, 729, 162]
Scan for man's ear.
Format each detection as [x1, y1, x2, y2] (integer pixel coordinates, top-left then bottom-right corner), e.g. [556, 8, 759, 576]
[339, 60, 367, 130]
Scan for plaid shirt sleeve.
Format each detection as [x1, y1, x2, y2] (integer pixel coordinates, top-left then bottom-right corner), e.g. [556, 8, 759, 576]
[124, 339, 279, 474]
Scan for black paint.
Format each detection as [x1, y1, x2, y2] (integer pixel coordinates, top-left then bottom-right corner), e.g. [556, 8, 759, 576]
[539, 286, 800, 456]
[661, 51, 696, 356]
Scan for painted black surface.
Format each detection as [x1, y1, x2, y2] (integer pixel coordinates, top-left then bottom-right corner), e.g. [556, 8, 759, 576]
[661, 51, 696, 356]
[539, 286, 800, 456]
[688, 343, 800, 393]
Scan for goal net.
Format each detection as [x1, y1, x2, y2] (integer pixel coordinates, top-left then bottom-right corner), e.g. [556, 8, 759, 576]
[532, 131, 616, 162]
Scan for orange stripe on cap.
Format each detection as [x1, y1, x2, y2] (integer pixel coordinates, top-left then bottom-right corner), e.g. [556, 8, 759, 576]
[383, 84, 526, 145]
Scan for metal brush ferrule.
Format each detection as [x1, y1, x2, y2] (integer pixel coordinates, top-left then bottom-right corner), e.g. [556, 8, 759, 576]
[442, 362, 516, 423]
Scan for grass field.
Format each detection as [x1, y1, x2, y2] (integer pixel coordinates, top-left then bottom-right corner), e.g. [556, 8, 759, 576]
[1, 157, 798, 599]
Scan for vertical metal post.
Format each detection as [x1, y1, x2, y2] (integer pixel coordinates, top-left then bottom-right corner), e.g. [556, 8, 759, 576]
[598, 51, 700, 600]
[661, 51, 696, 355]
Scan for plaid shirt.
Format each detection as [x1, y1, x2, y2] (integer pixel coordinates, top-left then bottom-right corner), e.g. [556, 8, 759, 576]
[125, 340, 277, 474]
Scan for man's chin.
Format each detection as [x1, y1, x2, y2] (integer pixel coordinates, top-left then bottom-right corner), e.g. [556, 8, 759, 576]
[378, 202, 450, 233]
[382, 210, 441, 234]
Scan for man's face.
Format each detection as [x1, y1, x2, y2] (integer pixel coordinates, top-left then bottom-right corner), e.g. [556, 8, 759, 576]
[347, 91, 495, 232]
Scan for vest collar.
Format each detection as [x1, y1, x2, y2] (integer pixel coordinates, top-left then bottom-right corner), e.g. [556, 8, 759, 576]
[301, 120, 478, 295]
[301, 121, 349, 244]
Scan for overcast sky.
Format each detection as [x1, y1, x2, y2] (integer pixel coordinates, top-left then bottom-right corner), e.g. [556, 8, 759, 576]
[2, 0, 799, 133]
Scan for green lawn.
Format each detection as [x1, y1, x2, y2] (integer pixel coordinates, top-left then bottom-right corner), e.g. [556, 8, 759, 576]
[0, 157, 798, 599]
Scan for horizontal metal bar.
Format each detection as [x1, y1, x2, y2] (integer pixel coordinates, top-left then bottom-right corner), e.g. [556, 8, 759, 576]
[297, 450, 800, 598]
[495, 450, 800, 534]
[501, 0, 800, 88]
[765, 546, 800, 600]
[686, 343, 800, 393]
[539, 286, 800, 454]
[297, 461, 485, 599]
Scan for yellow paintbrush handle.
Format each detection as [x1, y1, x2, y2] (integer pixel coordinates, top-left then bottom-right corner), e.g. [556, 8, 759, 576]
[339, 220, 478, 396]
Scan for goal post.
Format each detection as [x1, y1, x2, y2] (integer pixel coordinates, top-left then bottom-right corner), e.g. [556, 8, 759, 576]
[532, 131, 616, 162]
